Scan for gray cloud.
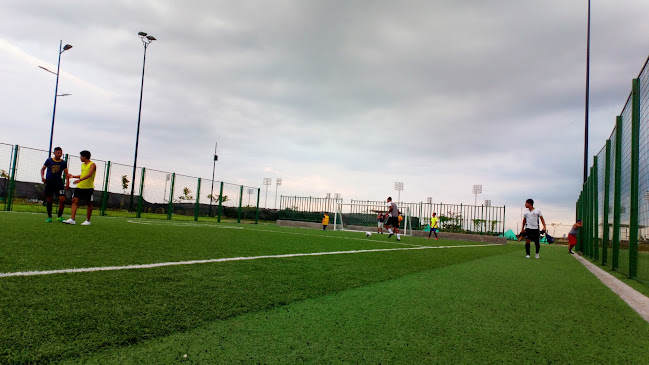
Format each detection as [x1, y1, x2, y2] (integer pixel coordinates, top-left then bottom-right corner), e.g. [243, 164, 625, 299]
[2, 0, 649, 235]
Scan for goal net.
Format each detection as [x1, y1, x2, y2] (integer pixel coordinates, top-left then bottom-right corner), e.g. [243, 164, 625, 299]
[333, 202, 412, 235]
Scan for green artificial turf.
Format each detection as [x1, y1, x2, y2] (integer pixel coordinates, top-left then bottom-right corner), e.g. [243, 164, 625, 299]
[69, 246, 649, 364]
[2, 212, 649, 364]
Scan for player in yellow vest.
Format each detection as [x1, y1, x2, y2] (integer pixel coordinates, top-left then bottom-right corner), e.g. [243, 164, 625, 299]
[322, 213, 329, 230]
[428, 212, 439, 240]
[64, 150, 97, 225]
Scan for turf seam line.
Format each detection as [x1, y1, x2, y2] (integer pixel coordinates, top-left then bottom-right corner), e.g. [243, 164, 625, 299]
[572, 254, 649, 323]
[0, 244, 498, 278]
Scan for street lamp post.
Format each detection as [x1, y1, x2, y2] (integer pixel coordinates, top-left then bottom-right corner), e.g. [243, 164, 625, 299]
[274, 178, 282, 209]
[41, 41, 73, 156]
[263, 178, 272, 208]
[129, 32, 157, 212]
[209, 142, 218, 217]
[473, 185, 482, 206]
[394, 182, 403, 203]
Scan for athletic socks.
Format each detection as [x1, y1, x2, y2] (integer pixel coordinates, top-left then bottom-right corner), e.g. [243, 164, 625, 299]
[46, 202, 53, 218]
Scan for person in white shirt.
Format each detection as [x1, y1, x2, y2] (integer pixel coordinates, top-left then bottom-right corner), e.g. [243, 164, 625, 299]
[520, 198, 546, 259]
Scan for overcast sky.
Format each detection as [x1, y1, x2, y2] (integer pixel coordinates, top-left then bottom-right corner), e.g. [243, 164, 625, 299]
[2, 0, 649, 235]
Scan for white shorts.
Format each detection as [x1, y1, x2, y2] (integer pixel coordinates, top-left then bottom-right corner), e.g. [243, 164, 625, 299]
[377, 222, 384, 228]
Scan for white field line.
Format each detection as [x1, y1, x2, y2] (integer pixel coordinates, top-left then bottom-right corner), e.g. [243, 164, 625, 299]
[0, 244, 498, 278]
[126, 219, 424, 247]
[572, 254, 649, 323]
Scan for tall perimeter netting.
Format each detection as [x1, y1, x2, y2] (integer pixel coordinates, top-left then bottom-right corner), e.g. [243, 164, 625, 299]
[637, 63, 649, 281]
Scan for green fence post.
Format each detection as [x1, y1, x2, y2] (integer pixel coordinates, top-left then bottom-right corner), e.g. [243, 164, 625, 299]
[6, 145, 18, 211]
[254, 188, 261, 224]
[592, 161, 599, 261]
[612, 116, 623, 271]
[602, 139, 611, 265]
[101, 161, 111, 216]
[217, 181, 224, 223]
[237, 185, 243, 223]
[136, 168, 145, 219]
[585, 177, 591, 258]
[628, 78, 641, 279]
[167, 173, 175, 220]
[577, 189, 588, 254]
[502, 205, 506, 236]
[194, 178, 201, 222]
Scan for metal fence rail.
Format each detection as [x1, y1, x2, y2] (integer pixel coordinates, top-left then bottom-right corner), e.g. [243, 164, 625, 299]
[1, 144, 261, 224]
[578, 56, 649, 284]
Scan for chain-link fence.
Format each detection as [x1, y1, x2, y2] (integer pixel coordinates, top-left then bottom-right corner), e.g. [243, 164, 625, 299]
[578, 56, 649, 284]
[1, 144, 261, 224]
[278, 196, 505, 235]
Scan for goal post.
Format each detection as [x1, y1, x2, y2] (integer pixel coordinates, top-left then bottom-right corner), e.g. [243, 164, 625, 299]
[333, 202, 411, 235]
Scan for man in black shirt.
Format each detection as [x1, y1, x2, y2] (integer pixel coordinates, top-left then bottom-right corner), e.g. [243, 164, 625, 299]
[40, 147, 70, 222]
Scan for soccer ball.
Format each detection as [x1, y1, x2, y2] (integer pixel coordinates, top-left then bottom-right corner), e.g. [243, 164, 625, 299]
[365, 232, 372, 237]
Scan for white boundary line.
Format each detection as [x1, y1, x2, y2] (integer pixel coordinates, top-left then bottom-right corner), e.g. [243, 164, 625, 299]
[572, 254, 649, 323]
[0, 244, 498, 278]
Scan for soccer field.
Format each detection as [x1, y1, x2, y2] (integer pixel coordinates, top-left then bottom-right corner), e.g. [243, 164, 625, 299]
[1, 212, 649, 364]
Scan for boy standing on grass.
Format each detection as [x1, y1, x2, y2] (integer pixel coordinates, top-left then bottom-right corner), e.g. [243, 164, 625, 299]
[385, 197, 400, 241]
[64, 150, 97, 226]
[568, 219, 583, 254]
[377, 212, 385, 234]
[40, 147, 70, 222]
[428, 212, 439, 240]
[521, 198, 546, 259]
[322, 212, 329, 230]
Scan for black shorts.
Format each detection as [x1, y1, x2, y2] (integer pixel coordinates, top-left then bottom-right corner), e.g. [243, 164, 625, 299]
[44, 183, 65, 198]
[386, 216, 399, 227]
[525, 229, 540, 243]
[72, 188, 94, 202]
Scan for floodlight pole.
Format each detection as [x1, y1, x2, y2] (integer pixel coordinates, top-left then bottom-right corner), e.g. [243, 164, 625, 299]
[209, 142, 218, 217]
[473, 184, 482, 206]
[45, 40, 73, 156]
[584, 0, 591, 184]
[274, 178, 282, 209]
[394, 182, 403, 204]
[263, 178, 272, 208]
[129, 32, 156, 212]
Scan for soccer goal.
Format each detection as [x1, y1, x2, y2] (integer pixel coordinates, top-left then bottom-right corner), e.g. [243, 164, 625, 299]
[333, 202, 412, 235]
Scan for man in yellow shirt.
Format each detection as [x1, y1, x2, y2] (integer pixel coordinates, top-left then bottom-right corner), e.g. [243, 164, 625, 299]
[428, 212, 439, 240]
[63, 150, 97, 226]
[322, 213, 329, 230]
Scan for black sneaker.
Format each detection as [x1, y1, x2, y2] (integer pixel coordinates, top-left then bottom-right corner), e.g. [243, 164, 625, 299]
[388, 233, 393, 238]
[569, 251, 574, 255]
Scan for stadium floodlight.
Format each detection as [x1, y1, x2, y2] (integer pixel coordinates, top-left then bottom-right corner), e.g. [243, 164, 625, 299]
[40, 40, 73, 156]
[274, 178, 282, 209]
[334, 193, 341, 200]
[263, 178, 272, 208]
[247, 188, 254, 206]
[163, 173, 171, 203]
[394, 182, 403, 203]
[485, 200, 491, 207]
[473, 185, 482, 206]
[130, 31, 157, 212]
